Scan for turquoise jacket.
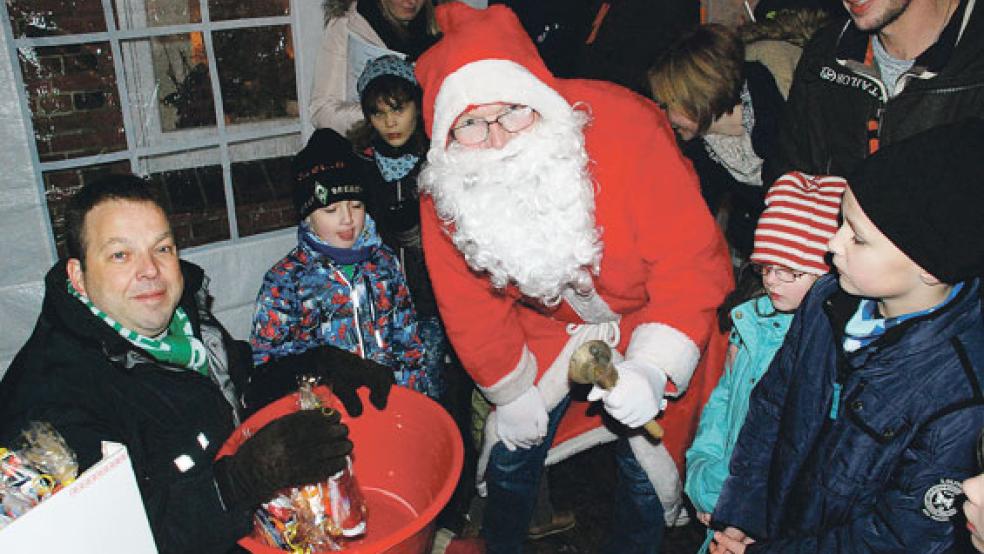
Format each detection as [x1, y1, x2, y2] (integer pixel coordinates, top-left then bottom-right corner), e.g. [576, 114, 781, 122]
[685, 295, 792, 551]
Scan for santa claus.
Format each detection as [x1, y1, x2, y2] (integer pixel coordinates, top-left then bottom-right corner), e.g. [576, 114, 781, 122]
[415, 3, 733, 552]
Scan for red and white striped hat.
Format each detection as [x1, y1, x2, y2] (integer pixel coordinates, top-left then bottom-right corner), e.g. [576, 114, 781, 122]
[750, 171, 847, 275]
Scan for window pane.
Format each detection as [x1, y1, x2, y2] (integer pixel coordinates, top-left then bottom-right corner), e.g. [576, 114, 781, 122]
[213, 26, 297, 125]
[44, 161, 133, 258]
[229, 133, 301, 164]
[114, 0, 201, 30]
[141, 148, 231, 248]
[120, 33, 217, 147]
[208, 0, 290, 21]
[231, 137, 297, 237]
[7, 0, 106, 38]
[20, 43, 127, 162]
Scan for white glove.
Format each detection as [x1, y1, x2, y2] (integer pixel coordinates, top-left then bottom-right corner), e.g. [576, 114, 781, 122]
[495, 386, 549, 451]
[587, 359, 666, 428]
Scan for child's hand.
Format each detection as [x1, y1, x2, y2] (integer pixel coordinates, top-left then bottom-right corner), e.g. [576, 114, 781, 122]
[711, 527, 754, 554]
[697, 511, 711, 526]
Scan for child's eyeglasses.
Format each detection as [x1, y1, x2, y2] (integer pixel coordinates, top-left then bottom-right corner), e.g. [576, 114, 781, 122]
[751, 263, 807, 283]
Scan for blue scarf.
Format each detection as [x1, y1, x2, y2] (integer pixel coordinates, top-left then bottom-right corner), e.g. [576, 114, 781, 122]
[373, 150, 419, 182]
[298, 215, 382, 265]
[843, 282, 965, 352]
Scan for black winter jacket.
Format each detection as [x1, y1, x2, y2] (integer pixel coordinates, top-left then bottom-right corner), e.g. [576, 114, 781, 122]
[0, 260, 253, 554]
[683, 61, 784, 258]
[713, 276, 984, 552]
[770, 0, 984, 183]
[358, 141, 439, 318]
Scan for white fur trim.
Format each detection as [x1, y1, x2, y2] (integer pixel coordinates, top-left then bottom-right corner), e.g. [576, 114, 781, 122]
[478, 345, 537, 406]
[625, 323, 701, 396]
[429, 59, 573, 149]
[475, 319, 621, 494]
[544, 425, 618, 466]
[627, 434, 685, 526]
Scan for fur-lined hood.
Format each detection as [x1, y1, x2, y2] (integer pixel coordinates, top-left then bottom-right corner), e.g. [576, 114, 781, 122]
[323, 0, 356, 22]
[740, 9, 832, 47]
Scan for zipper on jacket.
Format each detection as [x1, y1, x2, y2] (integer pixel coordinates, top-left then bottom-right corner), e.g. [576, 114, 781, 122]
[829, 382, 843, 420]
[867, 103, 887, 154]
[830, 339, 853, 421]
[397, 179, 407, 272]
[364, 274, 385, 350]
[838, 42, 888, 155]
[334, 268, 367, 358]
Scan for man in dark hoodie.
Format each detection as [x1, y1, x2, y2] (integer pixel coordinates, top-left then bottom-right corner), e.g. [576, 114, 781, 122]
[0, 174, 393, 553]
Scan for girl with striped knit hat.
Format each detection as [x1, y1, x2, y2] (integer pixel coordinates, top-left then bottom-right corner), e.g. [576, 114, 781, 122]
[684, 171, 846, 554]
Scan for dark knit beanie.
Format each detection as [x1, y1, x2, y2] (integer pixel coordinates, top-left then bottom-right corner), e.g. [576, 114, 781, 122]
[292, 129, 366, 219]
[848, 118, 984, 284]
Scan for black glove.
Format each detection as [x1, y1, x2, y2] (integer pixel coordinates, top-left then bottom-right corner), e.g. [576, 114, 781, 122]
[214, 409, 352, 511]
[317, 346, 396, 417]
[244, 346, 395, 416]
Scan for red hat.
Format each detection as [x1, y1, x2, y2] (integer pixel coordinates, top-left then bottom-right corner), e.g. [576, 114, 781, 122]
[750, 171, 847, 275]
[414, 3, 574, 149]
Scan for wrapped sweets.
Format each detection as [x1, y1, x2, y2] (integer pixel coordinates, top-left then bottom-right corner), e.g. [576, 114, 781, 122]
[251, 379, 367, 552]
[0, 422, 79, 529]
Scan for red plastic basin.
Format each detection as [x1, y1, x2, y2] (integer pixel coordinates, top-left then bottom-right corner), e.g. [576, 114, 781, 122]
[217, 386, 464, 553]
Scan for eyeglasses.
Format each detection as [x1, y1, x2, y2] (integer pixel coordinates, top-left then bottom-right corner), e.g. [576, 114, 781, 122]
[751, 263, 807, 283]
[450, 105, 537, 145]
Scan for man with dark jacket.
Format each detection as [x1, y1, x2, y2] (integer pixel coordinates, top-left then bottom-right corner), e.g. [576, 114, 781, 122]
[769, 0, 984, 183]
[0, 174, 393, 553]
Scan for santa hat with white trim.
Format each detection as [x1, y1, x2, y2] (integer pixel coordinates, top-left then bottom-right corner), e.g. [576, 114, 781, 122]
[750, 171, 847, 275]
[414, 2, 575, 150]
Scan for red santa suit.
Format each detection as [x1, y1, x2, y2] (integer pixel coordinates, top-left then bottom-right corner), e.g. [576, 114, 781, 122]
[415, 3, 732, 524]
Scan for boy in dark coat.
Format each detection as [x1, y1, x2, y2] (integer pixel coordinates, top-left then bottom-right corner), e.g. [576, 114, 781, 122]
[710, 119, 984, 553]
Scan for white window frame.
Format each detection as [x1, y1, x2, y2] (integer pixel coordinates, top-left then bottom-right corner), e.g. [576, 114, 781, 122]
[0, 0, 321, 257]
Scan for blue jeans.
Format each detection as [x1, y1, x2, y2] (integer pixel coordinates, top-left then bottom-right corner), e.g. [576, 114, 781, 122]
[482, 395, 664, 553]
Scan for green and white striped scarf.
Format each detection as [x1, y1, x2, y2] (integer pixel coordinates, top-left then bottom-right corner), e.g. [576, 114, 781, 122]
[67, 280, 210, 376]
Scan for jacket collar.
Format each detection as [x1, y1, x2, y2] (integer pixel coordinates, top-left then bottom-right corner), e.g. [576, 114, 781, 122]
[834, 0, 974, 77]
[822, 276, 980, 368]
[730, 295, 794, 345]
[817, 277, 982, 439]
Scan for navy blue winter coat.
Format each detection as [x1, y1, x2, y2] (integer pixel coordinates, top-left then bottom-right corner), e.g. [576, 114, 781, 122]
[713, 275, 984, 552]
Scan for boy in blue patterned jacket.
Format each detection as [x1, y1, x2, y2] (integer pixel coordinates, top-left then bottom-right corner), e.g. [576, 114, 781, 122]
[250, 129, 428, 396]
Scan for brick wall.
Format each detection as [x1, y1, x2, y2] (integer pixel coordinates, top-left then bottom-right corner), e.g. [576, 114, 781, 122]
[232, 156, 297, 237]
[149, 165, 231, 247]
[8, 0, 106, 38]
[10, 1, 126, 162]
[209, 0, 290, 21]
[20, 42, 127, 162]
[44, 161, 132, 258]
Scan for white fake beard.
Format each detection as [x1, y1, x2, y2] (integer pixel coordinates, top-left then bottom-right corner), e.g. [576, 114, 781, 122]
[420, 109, 602, 306]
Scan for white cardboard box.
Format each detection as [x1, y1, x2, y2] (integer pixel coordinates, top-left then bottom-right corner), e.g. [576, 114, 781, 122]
[0, 441, 158, 553]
